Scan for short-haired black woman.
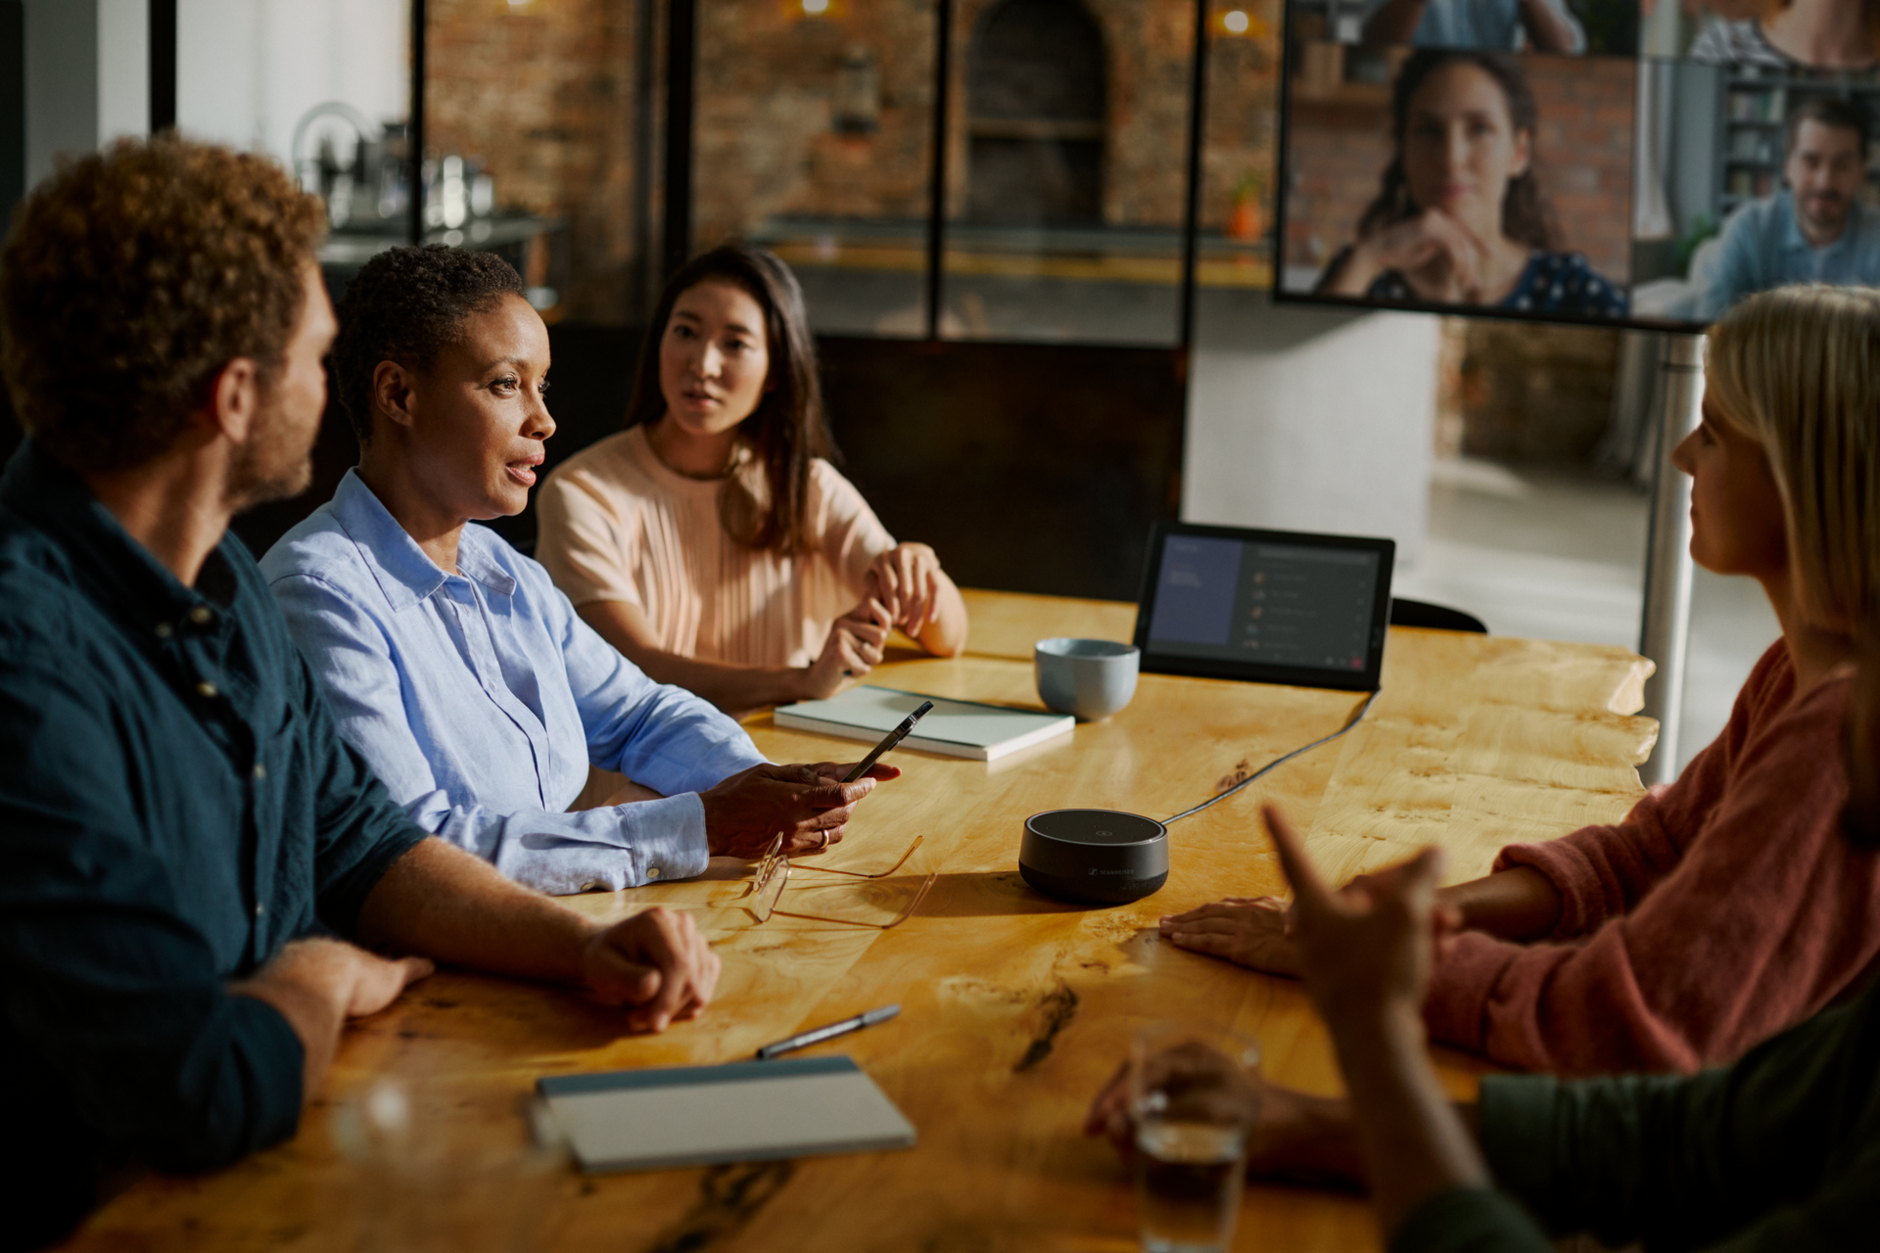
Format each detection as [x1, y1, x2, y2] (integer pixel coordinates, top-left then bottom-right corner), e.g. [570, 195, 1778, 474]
[261, 245, 898, 896]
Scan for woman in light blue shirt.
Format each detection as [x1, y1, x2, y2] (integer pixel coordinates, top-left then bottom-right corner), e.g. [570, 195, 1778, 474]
[261, 245, 893, 896]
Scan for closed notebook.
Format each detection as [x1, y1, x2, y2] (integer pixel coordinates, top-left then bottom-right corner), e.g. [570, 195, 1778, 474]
[536, 1056, 916, 1173]
[774, 685, 1073, 761]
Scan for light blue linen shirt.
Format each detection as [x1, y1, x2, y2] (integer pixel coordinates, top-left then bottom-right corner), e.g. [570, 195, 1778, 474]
[1363, 0, 1585, 52]
[1699, 191, 1880, 321]
[259, 470, 768, 895]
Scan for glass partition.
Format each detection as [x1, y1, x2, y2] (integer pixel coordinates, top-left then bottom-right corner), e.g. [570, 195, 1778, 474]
[1193, 1, 1280, 325]
[693, 0, 934, 337]
[938, 0, 1197, 344]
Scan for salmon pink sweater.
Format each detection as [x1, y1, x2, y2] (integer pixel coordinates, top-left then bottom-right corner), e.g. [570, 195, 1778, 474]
[1422, 641, 1879, 1076]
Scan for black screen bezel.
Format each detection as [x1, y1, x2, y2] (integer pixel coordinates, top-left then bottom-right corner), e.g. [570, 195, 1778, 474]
[1270, 35, 1711, 336]
[1132, 521, 1395, 692]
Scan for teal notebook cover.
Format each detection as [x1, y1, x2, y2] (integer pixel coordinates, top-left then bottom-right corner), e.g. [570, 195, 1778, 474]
[773, 685, 1073, 761]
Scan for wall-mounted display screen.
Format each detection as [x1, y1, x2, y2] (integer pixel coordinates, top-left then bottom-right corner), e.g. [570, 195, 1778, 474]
[1274, 1, 1880, 331]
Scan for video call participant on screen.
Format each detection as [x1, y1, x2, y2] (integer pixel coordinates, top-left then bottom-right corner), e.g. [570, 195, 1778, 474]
[262, 245, 897, 897]
[1314, 51, 1628, 316]
[0, 138, 719, 1250]
[1699, 98, 1880, 321]
[1361, 0, 1584, 54]
[534, 245, 968, 719]
[1691, 0, 1878, 71]
[1150, 285, 1880, 1077]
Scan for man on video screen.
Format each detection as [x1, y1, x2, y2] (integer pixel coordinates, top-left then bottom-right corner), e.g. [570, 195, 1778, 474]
[1700, 96, 1880, 320]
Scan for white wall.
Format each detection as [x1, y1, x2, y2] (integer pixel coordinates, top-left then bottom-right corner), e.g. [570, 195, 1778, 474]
[97, 0, 148, 143]
[176, 0, 407, 171]
[22, 0, 146, 185]
[1183, 294, 1438, 566]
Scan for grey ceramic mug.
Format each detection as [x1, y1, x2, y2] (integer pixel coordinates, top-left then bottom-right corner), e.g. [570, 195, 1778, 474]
[1034, 638, 1140, 721]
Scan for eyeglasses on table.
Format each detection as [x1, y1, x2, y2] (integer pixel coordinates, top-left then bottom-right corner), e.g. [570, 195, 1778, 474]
[744, 833, 936, 927]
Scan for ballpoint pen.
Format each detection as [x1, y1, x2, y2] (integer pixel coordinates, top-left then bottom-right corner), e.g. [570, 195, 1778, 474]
[755, 1005, 902, 1060]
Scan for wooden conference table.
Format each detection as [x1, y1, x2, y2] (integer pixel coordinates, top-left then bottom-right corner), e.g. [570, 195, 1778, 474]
[66, 589, 1657, 1253]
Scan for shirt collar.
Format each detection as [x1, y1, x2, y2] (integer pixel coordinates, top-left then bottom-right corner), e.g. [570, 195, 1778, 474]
[327, 469, 517, 610]
[1778, 190, 1863, 256]
[0, 438, 242, 639]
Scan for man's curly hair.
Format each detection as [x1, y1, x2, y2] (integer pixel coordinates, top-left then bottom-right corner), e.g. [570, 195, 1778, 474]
[332, 245, 524, 444]
[0, 134, 325, 472]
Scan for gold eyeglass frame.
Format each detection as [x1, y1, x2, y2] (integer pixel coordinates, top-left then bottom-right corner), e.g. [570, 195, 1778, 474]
[745, 833, 936, 927]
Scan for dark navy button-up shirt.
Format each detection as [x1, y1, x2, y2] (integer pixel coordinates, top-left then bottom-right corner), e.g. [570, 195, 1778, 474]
[0, 441, 428, 1248]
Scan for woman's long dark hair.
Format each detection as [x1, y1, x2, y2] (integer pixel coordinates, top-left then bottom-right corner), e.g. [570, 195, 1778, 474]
[624, 244, 836, 554]
[1355, 50, 1559, 252]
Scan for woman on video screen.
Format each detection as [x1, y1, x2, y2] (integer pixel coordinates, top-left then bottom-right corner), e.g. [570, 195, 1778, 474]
[1316, 51, 1629, 316]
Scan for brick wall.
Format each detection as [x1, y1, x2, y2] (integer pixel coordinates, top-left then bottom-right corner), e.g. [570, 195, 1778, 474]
[695, 0, 1280, 236]
[694, 0, 935, 248]
[427, 0, 643, 323]
[1200, 5, 1281, 234]
[424, 0, 1284, 319]
[1283, 49, 1634, 286]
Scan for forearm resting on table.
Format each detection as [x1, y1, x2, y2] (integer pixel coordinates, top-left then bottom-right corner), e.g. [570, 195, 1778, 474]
[227, 940, 387, 1100]
[1439, 866, 1562, 941]
[356, 837, 600, 985]
[577, 598, 808, 712]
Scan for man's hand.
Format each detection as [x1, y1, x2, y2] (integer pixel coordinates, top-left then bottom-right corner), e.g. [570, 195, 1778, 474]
[1082, 1055, 1366, 1185]
[1159, 897, 1302, 976]
[865, 543, 946, 634]
[577, 906, 720, 1034]
[698, 761, 900, 859]
[1263, 804, 1453, 1025]
[229, 936, 435, 1097]
[800, 599, 895, 700]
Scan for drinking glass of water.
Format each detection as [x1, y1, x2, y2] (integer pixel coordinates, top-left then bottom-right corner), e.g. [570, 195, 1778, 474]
[1129, 1025, 1261, 1253]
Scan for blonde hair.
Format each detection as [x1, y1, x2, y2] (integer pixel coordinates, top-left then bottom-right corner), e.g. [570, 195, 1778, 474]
[1706, 284, 1880, 631]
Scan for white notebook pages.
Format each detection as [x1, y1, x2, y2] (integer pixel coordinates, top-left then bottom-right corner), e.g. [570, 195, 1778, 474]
[773, 685, 1074, 762]
[537, 1056, 916, 1173]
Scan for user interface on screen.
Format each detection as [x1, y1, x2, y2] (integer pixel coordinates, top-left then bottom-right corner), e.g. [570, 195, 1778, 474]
[1275, 0, 1880, 332]
[1145, 534, 1382, 673]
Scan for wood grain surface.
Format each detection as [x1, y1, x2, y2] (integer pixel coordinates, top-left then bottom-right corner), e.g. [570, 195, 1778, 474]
[62, 590, 1656, 1253]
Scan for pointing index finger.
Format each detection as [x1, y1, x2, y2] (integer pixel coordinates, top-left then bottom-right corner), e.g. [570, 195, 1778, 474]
[1261, 803, 1333, 915]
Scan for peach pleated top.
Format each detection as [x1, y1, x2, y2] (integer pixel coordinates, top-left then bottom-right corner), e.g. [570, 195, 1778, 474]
[535, 426, 895, 669]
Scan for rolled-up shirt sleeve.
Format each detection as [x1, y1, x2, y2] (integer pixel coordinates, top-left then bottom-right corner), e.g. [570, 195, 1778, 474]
[0, 652, 303, 1174]
[271, 572, 766, 896]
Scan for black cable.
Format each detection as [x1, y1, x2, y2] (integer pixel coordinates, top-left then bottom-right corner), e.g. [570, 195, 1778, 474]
[1162, 689, 1381, 825]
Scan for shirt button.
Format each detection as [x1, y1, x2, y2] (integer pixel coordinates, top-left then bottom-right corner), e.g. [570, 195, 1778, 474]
[253, 763, 267, 779]
[154, 623, 173, 640]
[254, 902, 266, 918]
[189, 606, 212, 625]
[196, 681, 218, 699]
[645, 867, 662, 881]
[580, 880, 605, 892]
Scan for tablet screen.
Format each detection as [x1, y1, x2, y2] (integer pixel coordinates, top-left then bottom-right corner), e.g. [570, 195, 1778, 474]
[1144, 533, 1384, 676]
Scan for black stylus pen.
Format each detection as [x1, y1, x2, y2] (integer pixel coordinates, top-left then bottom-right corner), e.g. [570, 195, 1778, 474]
[841, 701, 934, 782]
[756, 1005, 901, 1060]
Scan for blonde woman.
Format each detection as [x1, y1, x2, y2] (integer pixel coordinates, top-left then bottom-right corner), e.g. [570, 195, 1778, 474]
[1158, 284, 1880, 1076]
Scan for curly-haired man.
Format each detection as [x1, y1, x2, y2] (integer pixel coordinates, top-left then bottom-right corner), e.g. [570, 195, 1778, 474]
[0, 136, 719, 1250]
